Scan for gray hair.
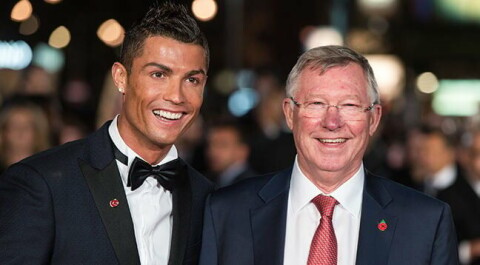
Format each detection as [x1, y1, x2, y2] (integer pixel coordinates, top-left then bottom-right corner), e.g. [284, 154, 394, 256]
[285, 45, 380, 104]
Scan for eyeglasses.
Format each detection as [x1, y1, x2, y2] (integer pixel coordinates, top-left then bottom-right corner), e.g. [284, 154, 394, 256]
[289, 97, 377, 119]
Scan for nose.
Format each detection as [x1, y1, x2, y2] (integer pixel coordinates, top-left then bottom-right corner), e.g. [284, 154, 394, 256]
[321, 105, 344, 130]
[163, 80, 185, 104]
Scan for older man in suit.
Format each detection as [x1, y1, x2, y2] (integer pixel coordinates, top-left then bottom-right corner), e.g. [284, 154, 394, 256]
[0, 3, 213, 265]
[199, 45, 459, 265]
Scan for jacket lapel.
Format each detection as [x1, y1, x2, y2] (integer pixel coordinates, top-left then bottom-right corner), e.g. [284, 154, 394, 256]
[80, 123, 141, 265]
[356, 172, 397, 265]
[251, 169, 291, 265]
[168, 161, 192, 265]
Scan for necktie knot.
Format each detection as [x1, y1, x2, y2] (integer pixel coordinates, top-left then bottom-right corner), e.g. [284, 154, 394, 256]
[127, 157, 182, 191]
[312, 194, 337, 218]
[308, 194, 338, 265]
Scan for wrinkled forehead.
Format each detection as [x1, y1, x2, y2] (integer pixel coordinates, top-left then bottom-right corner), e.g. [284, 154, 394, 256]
[296, 64, 370, 98]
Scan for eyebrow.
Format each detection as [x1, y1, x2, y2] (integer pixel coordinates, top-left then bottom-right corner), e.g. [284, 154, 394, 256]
[186, 69, 207, 77]
[143, 62, 172, 74]
[142, 62, 206, 77]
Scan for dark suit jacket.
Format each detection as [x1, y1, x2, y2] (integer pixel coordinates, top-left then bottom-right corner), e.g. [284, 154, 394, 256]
[437, 173, 480, 265]
[0, 122, 214, 265]
[200, 168, 459, 265]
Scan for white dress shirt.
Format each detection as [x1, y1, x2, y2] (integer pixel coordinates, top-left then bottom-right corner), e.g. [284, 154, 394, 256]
[283, 156, 364, 265]
[424, 164, 456, 196]
[109, 116, 177, 265]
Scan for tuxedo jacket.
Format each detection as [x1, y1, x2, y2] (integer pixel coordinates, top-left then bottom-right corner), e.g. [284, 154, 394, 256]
[437, 173, 480, 265]
[199, 168, 459, 265]
[0, 122, 214, 265]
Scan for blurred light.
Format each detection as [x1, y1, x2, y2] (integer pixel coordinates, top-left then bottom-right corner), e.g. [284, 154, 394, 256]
[213, 69, 236, 94]
[97, 19, 125, 47]
[32, 43, 65, 73]
[236, 69, 255, 89]
[346, 29, 384, 54]
[303, 27, 343, 50]
[228, 87, 259, 117]
[437, 0, 480, 23]
[432, 80, 480, 116]
[19, 14, 39, 35]
[358, 0, 398, 16]
[48, 26, 70, 49]
[11, 0, 33, 22]
[365, 55, 404, 102]
[0, 40, 32, 70]
[416, 72, 439, 94]
[192, 0, 217, 21]
[44, 0, 62, 4]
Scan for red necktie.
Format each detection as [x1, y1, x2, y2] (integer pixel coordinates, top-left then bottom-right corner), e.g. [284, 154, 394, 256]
[307, 194, 338, 265]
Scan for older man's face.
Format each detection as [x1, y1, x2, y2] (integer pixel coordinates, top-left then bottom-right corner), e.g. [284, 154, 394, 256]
[283, 63, 382, 184]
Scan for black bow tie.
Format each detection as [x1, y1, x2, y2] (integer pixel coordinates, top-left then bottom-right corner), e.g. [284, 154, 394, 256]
[127, 157, 182, 191]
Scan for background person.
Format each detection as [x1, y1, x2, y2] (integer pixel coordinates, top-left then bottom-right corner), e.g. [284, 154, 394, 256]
[205, 120, 257, 188]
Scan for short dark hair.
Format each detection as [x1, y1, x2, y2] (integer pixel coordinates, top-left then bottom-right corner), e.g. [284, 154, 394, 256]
[120, 2, 210, 72]
[419, 124, 458, 148]
[208, 120, 250, 146]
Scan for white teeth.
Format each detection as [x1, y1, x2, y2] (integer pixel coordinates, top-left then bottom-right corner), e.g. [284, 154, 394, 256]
[319, 138, 346, 143]
[153, 110, 183, 120]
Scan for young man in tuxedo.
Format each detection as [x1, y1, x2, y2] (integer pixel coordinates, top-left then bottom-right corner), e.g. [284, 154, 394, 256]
[199, 45, 459, 265]
[0, 3, 213, 265]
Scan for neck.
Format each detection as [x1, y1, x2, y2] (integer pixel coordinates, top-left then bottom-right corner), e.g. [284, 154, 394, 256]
[299, 161, 361, 194]
[117, 119, 171, 165]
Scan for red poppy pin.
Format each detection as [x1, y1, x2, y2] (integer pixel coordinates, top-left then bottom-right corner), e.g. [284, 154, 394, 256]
[109, 199, 120, 208]
[377, 219, 388, 231]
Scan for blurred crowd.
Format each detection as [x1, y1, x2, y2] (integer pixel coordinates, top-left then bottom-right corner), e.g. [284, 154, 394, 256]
[1, 62, 480, 264]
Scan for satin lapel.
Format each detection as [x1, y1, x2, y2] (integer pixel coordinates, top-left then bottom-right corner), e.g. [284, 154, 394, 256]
[81, 160, 141, 265]
[251, 169, 291, 265]
[168, 163, 192, 265]
[356, 173, 397, 265]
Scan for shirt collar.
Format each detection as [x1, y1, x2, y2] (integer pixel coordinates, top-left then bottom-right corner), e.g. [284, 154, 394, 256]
[290, 155, 364, 219]
[427, 164, 456, 190]
[108, 115, 178, 170]
[472, 179, 480, 197]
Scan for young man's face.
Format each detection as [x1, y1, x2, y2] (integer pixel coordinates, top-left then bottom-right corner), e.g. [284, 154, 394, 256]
[113, 36, 207, 155]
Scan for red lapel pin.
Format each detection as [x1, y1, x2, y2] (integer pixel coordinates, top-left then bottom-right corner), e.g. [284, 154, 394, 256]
[377, 219, 388, 231]
[109, 199, 120, 208]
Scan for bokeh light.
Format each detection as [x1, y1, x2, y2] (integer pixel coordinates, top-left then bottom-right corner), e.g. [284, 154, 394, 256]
[416, 72, 439, 94]
[192, 0, 217, 21]
[11, 0, 33, 22]
[213, 69, 236, 95]
[357, 0, 398, 16]
[303, 27, 343, 50]
[432, 80, 480, 116]
[33, 43, 65, 73]
[228, 87, 259, 117]
[48, 26, 71, 49]
[19, 14, 40, 35]
[365, 54, 404, 102]
[44, 0, 62, 4]
[97, 19, 125, 47]
[0, 40, 33, 70]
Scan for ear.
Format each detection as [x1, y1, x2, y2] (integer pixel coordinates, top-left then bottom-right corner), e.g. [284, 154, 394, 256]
[111, 62, 127, 94]
[282, 97, 294, 130]
[369, 104, 382, 136]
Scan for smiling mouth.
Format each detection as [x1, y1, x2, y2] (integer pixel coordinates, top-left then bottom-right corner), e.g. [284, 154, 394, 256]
[318, 138, 347, 143]
[153, 110, 184, 120]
